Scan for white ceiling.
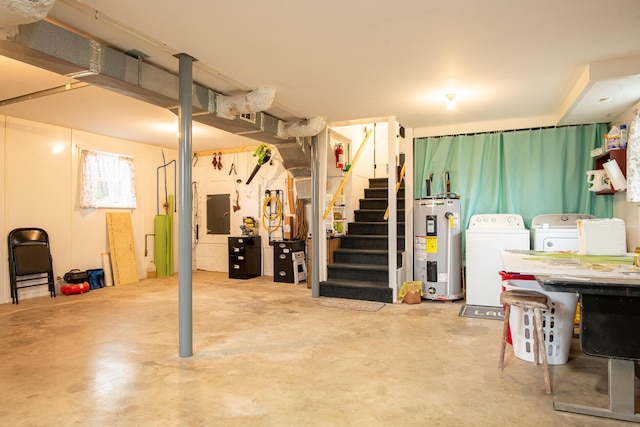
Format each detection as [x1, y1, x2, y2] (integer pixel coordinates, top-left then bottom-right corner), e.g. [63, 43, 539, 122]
[1, 0, 640, 152]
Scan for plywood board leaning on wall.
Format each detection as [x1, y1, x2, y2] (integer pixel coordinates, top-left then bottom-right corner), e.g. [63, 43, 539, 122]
[106, 212, 139, 286]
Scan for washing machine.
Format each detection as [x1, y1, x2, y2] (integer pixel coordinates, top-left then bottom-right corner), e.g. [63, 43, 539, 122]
[531, 213, 595, 252]
[465, 214, 530, 307]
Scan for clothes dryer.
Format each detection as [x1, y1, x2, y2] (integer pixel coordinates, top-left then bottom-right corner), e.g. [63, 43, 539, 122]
[531, 214, 595, 252]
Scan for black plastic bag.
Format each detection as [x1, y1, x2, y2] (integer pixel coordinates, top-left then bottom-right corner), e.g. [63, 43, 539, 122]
[63, 269, 88, 284]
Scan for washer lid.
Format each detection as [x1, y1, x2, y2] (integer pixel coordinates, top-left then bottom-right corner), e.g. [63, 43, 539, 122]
[531, 213, 595, 229]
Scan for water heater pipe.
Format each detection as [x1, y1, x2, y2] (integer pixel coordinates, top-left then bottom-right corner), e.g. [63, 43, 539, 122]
[444, 211, 454, 298]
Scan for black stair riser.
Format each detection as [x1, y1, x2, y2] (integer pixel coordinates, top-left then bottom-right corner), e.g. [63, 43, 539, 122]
[340, 236, 405, 250]
[348, 222, 405, 235]
[327, 266, 388, 283]
[353, 209, 404, 224]
[321, 177, 407, 304]
[354, 210, 405, 222]
[319, 282, 393, 303]
[365, 188, 405, 199]
[368, 178, 406, 189]
[360, 199, 405, 209]
[368, 178, 389, 188]
[334, 251, 403, 265]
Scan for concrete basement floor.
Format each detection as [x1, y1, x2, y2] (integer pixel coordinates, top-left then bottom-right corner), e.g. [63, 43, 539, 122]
[0, 271, 637, 426]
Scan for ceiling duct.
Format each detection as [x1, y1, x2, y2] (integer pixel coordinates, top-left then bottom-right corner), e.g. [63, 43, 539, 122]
[0, 20, 304, 143]
[0, 19, 322, 181]
[216, 86, 275, 120]
[277, 116, 327, 139]
[0, 0, 55, 38]
[276, 139, 312, 178]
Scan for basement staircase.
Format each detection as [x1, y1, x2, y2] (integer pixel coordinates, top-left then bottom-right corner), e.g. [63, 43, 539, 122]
[319, 178, 405, 303]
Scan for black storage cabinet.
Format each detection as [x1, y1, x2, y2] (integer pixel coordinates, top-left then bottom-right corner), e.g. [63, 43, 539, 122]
[228, 236, 262, 279]
[272, 240, 305, 283]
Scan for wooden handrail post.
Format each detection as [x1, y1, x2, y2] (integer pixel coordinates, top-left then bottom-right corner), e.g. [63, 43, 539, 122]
[384, 162, 406, 220]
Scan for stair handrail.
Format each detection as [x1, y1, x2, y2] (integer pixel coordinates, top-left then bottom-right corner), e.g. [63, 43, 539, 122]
[323, 128, 373, 220]
[383, 162, 406, 220]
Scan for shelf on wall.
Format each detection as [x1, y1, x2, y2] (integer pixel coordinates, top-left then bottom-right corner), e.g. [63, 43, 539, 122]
[595, 149, 626, 195]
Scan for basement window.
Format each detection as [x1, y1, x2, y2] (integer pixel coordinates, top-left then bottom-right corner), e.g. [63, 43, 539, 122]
[79, 149, 137, 209]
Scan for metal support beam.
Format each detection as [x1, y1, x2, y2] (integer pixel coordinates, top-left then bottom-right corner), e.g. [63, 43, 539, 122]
[176, 53, 194, 357]
[311, 134, 320, 297]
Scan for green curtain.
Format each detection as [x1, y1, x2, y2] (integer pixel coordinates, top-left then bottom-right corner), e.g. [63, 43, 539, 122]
[414, 124, 612, 237]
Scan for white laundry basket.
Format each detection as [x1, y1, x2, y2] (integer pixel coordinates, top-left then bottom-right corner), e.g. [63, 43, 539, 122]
[503, 279, 578, 365]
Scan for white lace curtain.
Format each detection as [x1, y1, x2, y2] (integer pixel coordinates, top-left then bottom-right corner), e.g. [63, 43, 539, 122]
[627, 103, 640, 202]
[79, 149, 137, 209]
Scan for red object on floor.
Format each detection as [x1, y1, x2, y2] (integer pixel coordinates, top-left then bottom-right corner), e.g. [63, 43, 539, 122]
[61, 282, 90, 295]
[498, 271, 537, 345]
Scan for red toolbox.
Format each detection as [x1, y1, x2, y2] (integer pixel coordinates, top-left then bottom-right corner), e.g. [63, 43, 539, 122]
[60, 282, 90, 295]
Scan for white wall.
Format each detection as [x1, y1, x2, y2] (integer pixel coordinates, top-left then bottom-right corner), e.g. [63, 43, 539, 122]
[0, 115, 6, 302]
[609, 106, 637, 252]
[1, 116, 178, 303]
[192, 148, 291, 276]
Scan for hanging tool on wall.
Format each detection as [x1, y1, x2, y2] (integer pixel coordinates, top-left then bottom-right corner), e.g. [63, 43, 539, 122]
[262, 189, 283, 241]
[228, 159, 241, 211]
[246, 144, 271, 185]
[233, 190, 241, 212]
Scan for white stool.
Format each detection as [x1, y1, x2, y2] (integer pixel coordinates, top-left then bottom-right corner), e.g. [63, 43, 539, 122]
[292, 251, 307, 284]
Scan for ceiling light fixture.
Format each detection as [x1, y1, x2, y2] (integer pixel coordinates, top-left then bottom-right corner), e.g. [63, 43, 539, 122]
[599, 97, 612, 103]
[446, 94, 457, 110]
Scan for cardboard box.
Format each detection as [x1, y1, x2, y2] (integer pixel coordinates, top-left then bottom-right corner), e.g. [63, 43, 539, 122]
[283, 216, 294, 240]
[577, 218, 626, 256]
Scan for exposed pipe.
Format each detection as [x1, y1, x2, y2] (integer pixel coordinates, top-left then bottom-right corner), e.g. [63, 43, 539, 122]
[277, 116, 327, 138]
[216, 86, 275, 120]
[144, 234, 154, 257]
[0, 0, 55, 24]
[156, 159, 176, 215]
[0, 0, 55, 38]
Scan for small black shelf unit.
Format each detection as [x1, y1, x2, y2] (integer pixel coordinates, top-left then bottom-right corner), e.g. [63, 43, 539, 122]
[272, 240, 305, 283]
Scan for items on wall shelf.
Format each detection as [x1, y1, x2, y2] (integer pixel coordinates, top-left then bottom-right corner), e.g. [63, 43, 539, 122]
[588, 149, 627, 195]
[331, 194, 347, 235]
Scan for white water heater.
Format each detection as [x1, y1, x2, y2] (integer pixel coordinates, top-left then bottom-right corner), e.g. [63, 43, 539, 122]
[414, 197, 463, 301]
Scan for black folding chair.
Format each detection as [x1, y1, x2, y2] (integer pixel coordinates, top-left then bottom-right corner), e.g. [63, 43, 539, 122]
[7, 228, 56, 304]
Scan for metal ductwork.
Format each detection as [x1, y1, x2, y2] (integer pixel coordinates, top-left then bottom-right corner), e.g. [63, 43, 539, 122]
[0, 19, 322, 185]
